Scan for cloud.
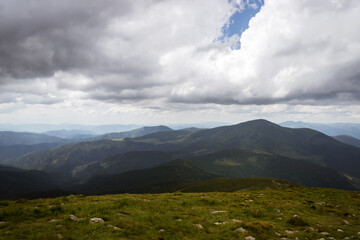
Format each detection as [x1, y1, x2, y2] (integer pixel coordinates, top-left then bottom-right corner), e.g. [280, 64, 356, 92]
[0, 0, 359, 119]
[164, 0, 360, 106]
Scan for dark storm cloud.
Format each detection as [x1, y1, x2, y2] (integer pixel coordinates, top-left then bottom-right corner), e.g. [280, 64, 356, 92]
[0, 0, 133, 80]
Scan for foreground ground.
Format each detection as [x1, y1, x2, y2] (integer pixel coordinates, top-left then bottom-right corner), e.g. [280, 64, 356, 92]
[0, 187, 359, 239]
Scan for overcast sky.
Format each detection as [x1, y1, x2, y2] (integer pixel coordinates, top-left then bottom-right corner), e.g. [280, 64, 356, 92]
[0, 0, 359, 125]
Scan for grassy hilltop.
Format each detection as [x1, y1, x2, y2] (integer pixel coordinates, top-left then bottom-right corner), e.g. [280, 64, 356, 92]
[1, 186, 359, 240]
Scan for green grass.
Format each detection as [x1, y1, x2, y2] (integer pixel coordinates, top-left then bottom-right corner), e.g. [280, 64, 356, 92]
[0, 188, 360, 239]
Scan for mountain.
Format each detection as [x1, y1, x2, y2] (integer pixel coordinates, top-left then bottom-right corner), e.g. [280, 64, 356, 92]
[5, 140, 157, 175]
[0, 143, 60, 163]
[0, 165, 66, 200]
[76, 159, 217, 195]
[71, 151, 188, 181]
[44, 129, 96, 139]
[280, 121, 360, 139]
[76, 151, 357, 195]
[0, 123, 141, 134]
[189, 149, 358, 190]
[333, 135, 360, 148]
[0, 131, 66, 145]
[88, 125, 173, 141]
[168, 119, 360, 178]
[7, 119, 360, 180]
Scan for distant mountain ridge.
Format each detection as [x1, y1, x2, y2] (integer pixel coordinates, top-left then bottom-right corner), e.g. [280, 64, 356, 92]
[333, 135, 360, 148]
[3, 119, 360, 199]
[0, 131, 67, 146]
[280, 121, 360, 139]
[44, 129, 96, 139]
[87, 125, 173, 141]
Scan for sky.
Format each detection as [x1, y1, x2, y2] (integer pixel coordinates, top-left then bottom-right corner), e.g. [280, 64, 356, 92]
[0, 0, 360, 125]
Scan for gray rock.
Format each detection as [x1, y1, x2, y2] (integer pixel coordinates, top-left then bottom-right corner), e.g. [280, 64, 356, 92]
[89, 217, 105, 223]
[69, 215, 81, 221]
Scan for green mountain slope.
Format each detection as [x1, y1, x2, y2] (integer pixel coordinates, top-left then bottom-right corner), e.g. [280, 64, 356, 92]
[5, 140, 157, 174]
[72, 150, 188, 180]
[0, 165, 64, 200]
[180, 177, 300, 192]
[170, 119, 360, 178]
[88, 126, 173, 141]
[77, 159, 217, 195]
[190, 149, 357, 190]
[333, 135, 360, 148]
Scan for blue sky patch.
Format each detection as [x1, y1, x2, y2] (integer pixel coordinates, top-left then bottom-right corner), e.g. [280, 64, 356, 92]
[220, 1, 263, 49]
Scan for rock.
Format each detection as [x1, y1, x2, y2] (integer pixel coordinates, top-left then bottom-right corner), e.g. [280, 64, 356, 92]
[214, 221, 229, 225]
[159, 229, 165, 232]
[69, 215, 81, 221]
[285, 230, 294, 234]
[107, 225, 121, 231]
[235, 227, 247, 233]
[343, 220, 350, 225]
[0, 221, 6, 225]
[89, 218, 104, 223]
[275, 232, 281, 236]
[318, 238, 326, 240]
[275, 209, 281, 213]
[308, 227, 318, 232]
[56, 225, 63, 228]
[319, 232, 329, 235]
[210, 209, 227, 213]
[193, 224, 203, 229]
[175, 219, 182, 222]
[337, 229, 344, 232]
[49, 219, 61, 223]
[245, 236, 255, 240]
[344, 237, 350, 240]
[57, 234, 63, 239]
[232, 219, 242, 223]
[281, 238, 287, 240]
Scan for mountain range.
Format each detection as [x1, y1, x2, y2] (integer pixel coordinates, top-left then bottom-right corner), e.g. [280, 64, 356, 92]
[280, 121, 360, 139]
[1, 119, 360, 199]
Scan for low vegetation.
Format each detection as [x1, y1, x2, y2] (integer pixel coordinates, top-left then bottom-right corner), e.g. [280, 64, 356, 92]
[1, 187, 359, 239]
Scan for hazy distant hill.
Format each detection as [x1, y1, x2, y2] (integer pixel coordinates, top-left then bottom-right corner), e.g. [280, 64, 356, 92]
[333, 135, 360, 148]
[88, 126, 173, 141]
[0, 131, 66, 146]
[280, 121, 360, 139]
[0, 123, 141, 134]
[44, 129, 96, 139]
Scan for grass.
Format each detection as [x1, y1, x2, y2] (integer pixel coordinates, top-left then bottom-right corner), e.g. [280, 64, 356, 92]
[0, 187, 360, 239]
